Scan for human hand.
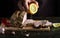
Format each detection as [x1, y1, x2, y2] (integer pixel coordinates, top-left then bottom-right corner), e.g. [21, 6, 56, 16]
[25, 0, 39, 10]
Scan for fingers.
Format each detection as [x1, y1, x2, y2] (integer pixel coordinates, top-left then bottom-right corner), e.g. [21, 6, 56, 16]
[25, 0, 39, 10]
[25, 0, 34, 9]
[35, 1, 39, 8]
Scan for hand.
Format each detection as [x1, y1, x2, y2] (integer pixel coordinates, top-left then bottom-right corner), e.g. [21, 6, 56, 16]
[25, 0, 39, 10]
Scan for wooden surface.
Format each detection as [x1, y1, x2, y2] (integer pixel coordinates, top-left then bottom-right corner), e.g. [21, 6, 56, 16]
[4, 26, 50, 31]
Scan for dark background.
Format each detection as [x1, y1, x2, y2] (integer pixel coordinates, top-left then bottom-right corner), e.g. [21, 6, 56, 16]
[0, 0, 57, 18]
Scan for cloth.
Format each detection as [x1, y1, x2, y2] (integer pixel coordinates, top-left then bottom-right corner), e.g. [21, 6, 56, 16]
[10, 10, 27, 27]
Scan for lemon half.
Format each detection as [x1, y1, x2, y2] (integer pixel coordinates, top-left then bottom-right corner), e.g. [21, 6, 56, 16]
[53, 23, 60, 27]
[29, 3, 38, 14]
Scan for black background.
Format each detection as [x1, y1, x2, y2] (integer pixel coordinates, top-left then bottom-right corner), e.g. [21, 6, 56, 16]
[0, 0, 57, 18]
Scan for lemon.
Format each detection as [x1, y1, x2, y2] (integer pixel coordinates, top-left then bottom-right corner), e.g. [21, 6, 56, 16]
[53, 23, 60, 27]
[29, 3, 38, 14]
